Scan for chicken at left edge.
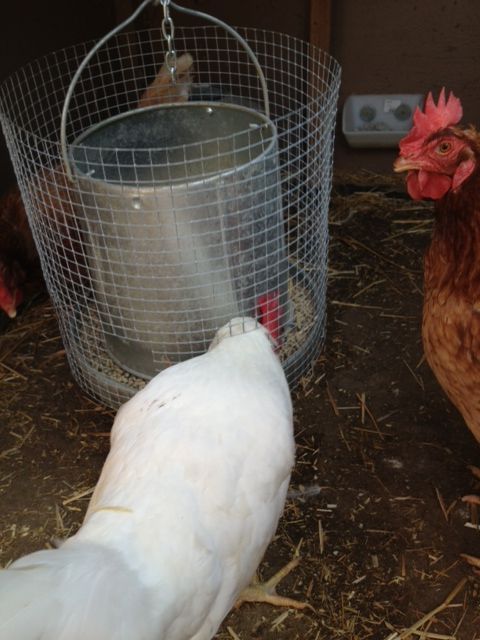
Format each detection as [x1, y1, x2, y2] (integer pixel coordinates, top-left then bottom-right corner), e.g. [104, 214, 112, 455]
[0, 317, 310, 640]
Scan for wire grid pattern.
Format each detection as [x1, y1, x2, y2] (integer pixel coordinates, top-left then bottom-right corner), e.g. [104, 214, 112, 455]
[0, 26, 340, 408]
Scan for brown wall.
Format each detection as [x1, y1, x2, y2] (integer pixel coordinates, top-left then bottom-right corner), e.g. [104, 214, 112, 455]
[1, 0, 479, 188]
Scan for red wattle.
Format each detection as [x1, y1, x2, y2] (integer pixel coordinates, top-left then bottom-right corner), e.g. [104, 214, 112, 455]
[406, 170, 452, 201]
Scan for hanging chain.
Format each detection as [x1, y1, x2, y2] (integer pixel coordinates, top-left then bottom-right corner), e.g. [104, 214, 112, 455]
[160, 0, 177, 84]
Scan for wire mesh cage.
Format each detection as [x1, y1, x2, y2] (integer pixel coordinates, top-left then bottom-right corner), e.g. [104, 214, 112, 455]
[0, 6, 340, 409]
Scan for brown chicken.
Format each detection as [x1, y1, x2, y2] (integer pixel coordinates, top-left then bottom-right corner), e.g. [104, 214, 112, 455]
[394, 88, 480, 569]
[0, 186, 42, 317]
[0, 52, 194, 319]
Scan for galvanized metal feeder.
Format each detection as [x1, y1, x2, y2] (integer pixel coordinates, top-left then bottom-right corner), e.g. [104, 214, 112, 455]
[0, 0, 341, 407]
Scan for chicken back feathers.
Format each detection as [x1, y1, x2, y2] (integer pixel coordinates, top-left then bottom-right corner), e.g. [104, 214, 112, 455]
[0, 318, 294, 640]
[395, 89, 480, 442]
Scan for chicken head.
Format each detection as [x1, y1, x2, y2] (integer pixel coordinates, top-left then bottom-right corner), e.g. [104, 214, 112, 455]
[0, 264, 23, 318]
[394, 88, 477, 200]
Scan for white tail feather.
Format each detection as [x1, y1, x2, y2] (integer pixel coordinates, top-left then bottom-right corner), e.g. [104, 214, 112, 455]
[0, 541, 156, 640]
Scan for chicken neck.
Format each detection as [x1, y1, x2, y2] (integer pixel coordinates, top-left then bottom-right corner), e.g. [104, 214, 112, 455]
[425, 171, 480, 303]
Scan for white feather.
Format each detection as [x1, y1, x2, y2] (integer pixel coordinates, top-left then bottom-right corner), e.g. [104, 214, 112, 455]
[0, 317, 294, 640]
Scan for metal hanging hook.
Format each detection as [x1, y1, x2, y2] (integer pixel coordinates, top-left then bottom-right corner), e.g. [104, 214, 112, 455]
[160, 0, 177, 83]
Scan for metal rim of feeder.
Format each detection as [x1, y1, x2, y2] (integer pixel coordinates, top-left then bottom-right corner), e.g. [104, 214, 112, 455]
[71, 103, 278, 191]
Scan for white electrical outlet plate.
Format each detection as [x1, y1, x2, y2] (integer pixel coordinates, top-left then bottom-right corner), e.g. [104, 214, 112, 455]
[342, 94, 423, 148]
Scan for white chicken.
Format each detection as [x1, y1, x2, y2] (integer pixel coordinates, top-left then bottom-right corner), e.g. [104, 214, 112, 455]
[0, 317, 304, 640]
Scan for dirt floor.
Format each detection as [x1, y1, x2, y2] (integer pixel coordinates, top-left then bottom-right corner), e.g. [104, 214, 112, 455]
[0, 171, 479, 639]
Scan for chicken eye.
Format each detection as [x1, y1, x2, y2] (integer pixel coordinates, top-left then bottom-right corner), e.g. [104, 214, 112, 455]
[437, 141, 452, 155]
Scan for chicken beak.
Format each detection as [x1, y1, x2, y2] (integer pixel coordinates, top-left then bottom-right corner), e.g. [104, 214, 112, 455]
[0, 305, 17, 319]
[393, 156, 419, 173]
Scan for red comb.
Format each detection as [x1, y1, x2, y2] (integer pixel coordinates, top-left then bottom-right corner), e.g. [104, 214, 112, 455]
[399, 88, 463, 155]
[256, 291, 281, 342]
[0, 284, 22, 319]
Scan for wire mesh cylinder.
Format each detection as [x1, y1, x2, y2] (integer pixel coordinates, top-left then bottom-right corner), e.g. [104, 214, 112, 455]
[0, 26, 341, 408]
